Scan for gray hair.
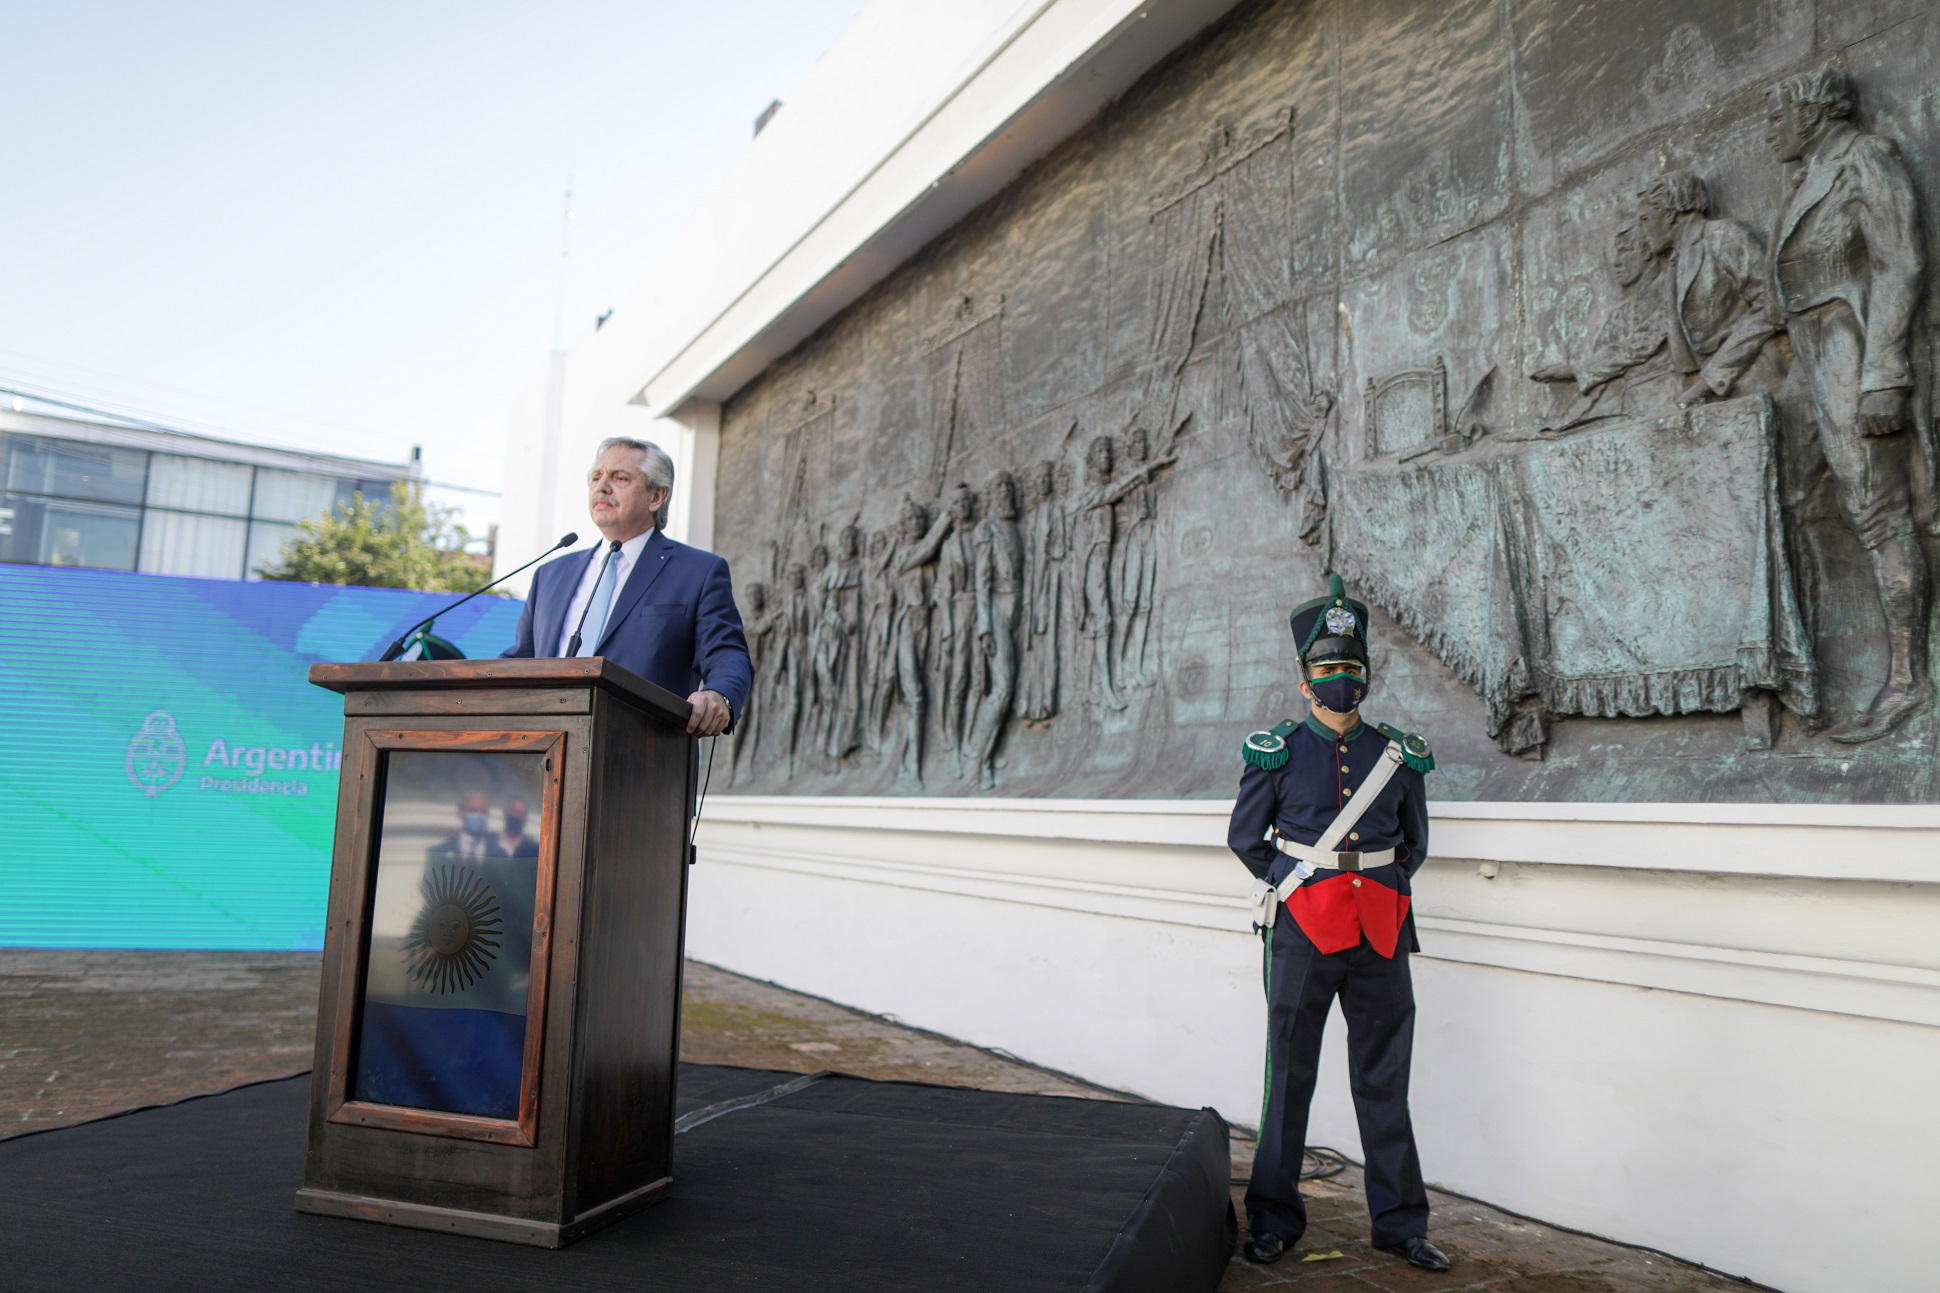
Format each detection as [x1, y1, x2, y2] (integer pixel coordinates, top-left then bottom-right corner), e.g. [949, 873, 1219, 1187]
[595, 436, 675, 529]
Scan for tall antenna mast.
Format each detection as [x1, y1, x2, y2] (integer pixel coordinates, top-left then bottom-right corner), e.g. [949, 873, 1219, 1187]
[551, 181, 574, 351]
[537, 180, 574, 548]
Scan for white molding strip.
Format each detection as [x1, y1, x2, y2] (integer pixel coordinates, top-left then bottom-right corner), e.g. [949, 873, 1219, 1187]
[1414, 916, 1940, 1029]
[698, 831, 1940, 1030]
[705, 795, 1940, 884]
[702, 838, 1245, 931]
[697, 794, 1940, 1029]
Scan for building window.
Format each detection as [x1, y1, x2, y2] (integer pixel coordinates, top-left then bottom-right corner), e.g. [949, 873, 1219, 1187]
[246, 520, 302, 580]
[0, 494, 142, 571]
[139, 510, 249, 580]
[4, 436, 148, 505]
[146, 454, 253, 516]
[251, 468, 341, 525]
[349, 479, 396, 513]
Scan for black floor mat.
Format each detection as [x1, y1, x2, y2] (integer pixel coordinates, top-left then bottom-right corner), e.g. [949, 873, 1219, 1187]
[0, 1064, 1233, 1293]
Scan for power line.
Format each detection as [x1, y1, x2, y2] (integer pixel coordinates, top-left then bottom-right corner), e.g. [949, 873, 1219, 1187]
[0, 345, 387, 441]
[0, 384, 500, 497]
[1, 384, 209, 438]
[419, 479, 502, 497]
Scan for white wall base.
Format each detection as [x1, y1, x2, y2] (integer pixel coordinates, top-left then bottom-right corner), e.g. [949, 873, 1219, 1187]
[689, 796, 1940, 1293]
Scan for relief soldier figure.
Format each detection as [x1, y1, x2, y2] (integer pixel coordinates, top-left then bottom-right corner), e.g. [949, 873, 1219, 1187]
[861, 528, 897, 750]
[774, 562, 813, 780]
[890, 498, 955, 785]
[818, 525, 864, 759]
[1767, 65, 1931, 741]
[1073, 435, 1176, 710]
[1016, 459, 1068, 721]
[805, 542, 834, 755]
[968, 470, 1025, 789]
[934, 484, 981, 773]
[1114, 427, 1161, 688]
[729, 581, 779, 785]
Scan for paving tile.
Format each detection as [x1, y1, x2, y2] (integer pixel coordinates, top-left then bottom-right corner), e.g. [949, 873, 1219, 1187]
[1221, 1257, 1305, 1289]
[1306, 1205, 1373, 1232]
[1422, 1210, 1611, 1273]
[1296, 1275, 1395, 1290]
[0, 950, 319, 1136]
[1352, 1247, 1516, 1292]
[1479, 1276, 1624, 1293]
[1221, 1270, 1382, 1291]
[675, 960, 1121, 1097]
[1546, 1266, 1755, 1293]
[1291, 1224, 1355, 1252]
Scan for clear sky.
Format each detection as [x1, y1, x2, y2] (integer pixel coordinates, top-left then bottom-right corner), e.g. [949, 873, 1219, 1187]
[0, 1, 869, 532]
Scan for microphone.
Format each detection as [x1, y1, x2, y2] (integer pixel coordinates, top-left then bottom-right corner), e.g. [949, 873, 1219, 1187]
[378, 532, 578, 662]
[564, 539, 624, 658]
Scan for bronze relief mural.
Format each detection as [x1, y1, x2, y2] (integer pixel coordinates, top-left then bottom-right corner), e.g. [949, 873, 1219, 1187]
[714, 0, 1940, 802]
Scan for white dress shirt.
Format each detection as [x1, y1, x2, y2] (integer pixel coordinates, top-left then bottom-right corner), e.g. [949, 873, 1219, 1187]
[555, 530, 653, 656]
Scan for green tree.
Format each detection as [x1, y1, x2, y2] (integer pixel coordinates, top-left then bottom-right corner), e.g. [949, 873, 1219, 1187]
[257, 480, 493, 592]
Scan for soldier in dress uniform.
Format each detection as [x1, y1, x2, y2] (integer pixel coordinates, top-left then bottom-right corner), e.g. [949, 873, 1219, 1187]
[1229, 574, 1448, 1272]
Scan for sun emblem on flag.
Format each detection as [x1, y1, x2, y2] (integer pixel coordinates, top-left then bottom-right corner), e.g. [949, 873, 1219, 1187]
[403, 866, 503, 994]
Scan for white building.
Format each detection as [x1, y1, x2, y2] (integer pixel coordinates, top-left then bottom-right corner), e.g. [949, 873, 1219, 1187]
[498, 5, 1940, 1291]
[1, 403, 415, 581]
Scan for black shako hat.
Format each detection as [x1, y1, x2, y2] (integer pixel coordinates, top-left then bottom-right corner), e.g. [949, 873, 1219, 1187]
[1288, 573, 1369, 668]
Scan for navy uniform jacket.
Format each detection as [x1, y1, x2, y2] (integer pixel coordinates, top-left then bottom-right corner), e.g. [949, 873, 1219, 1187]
[1228, 715, 1428, 954]
[502, 528, 753, 724]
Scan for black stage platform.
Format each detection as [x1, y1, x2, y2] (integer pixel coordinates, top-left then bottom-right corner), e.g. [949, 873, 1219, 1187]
[0, 1064, 1235, 1292]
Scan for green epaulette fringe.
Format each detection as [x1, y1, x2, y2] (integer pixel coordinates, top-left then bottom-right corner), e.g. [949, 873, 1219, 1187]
[1377, 722, 1436, 773]
[1241, 718, 1299, 771]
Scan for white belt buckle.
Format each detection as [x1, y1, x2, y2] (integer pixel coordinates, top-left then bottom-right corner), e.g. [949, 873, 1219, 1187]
[1336, 850, 1362, 872]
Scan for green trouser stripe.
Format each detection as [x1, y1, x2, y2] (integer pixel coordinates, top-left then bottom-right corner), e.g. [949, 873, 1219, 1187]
[1258, 925, 1274, 1139]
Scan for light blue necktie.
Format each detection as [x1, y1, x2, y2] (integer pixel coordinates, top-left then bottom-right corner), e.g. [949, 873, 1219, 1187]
[573, 543, 622, 656]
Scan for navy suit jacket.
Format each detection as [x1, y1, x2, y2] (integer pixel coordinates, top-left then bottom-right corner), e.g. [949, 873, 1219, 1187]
[501, 529, 753, 724]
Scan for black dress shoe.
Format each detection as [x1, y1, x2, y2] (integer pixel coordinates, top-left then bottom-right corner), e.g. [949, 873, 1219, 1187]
[1377, 1237, 1451, 1270]
[1242, 1230, 1289, 1263]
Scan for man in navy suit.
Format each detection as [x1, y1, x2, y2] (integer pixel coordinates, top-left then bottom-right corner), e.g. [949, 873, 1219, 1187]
[502, 437, 752, 737]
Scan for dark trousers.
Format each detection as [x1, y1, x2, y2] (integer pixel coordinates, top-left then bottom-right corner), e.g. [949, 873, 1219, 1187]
[1247, 917, 1429, 1247]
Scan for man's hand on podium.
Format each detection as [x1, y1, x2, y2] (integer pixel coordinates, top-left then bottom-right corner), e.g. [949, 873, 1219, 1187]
[687, 689, 732, 737]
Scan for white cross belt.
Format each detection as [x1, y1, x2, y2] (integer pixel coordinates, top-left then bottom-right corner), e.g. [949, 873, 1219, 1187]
[1245, 739, 1405, 930]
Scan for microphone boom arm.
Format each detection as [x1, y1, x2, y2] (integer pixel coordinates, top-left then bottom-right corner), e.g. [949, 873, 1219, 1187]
[377, 532, 578, 662]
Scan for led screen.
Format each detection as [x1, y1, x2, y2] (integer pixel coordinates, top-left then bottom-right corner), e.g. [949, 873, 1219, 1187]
[0, 564, 524, 949]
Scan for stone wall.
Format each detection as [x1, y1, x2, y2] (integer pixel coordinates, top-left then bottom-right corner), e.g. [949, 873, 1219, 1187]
[713, 0, 1940, 801]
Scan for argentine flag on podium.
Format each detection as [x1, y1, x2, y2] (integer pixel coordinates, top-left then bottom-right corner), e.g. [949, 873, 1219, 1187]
[354, 853, 539, 1120]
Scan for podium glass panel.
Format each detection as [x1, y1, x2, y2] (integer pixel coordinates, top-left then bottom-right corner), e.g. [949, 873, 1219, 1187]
[353, 749, 545, 1119]
[323, 726, 565, 1146]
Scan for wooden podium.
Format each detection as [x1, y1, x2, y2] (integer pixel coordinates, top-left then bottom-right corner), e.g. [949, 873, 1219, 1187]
[295, 659, 694, 1247]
